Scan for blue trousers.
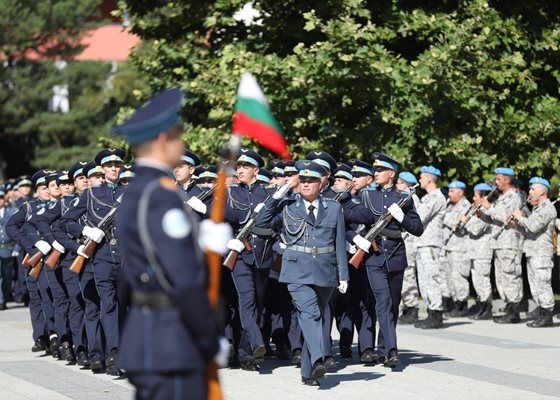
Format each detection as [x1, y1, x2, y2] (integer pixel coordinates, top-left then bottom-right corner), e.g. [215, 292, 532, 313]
[25, 272, 46, 341]
[350, 266, 376, 354]
[79, 263, 103, 362]
[14, 253, 28, 302]
[231, 261, 269, 361]
[59, 254, 86, 352]
[35, 266, 55, 334]
[93, 258, 120, 358]
[45, 266, 69, 341]
[366, 265, 404, 355]
[287, 284, 333, 379]
[128, 370, 205, 400]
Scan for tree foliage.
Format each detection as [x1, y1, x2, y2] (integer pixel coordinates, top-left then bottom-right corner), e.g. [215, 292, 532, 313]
[119, 0, 560, 183]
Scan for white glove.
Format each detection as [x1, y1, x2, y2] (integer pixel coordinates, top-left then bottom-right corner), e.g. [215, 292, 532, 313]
[388, 203, 404, 223]
[254, 203, 265, 213]
[11, 249, 20, 257]
[186, 196, 208, 214]
[52, 240, 65, 253]
[227, 238, 245, 253]
[34, 240, 52, 255]
[77, 245, 89, 258]
[338, 280, 348, 294]
[82, 226, 105, 243]
[345, 241, 357, 254]
[214, 337, 231, 368]
[198, 220, 233, 255]
[272, 182, 291, 200]
[353, 234, 370, 252]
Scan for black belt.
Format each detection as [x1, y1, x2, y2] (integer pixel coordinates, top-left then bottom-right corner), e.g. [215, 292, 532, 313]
[379, 228, 403, 240]
[131, 291, 173, 308]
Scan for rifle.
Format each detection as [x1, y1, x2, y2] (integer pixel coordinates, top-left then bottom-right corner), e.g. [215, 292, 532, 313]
[492, 194, 532, 240]
[69, 205, 119, 274]
[443, 186, 499, 246]
[197, 186, 217, 202]
[222, 195, 270, 270]
[333, 185, 352, 202]
[21, 253, 31, 268]
[349, 184, 419, 269]
[44, 249, 62, 270]
[24, 250, 44, 269]
[28, 260, 44, 280]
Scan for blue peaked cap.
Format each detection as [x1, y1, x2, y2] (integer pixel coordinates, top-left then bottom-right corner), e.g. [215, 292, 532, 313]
[111, 88, 184, 145]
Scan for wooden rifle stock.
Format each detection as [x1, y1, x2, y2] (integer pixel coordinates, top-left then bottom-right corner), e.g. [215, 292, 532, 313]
[22, 253, 31, 268]
[26, 251, 44, 269]
[28, 260, 43, 280]
[45, 250, 62, 270]
[349, 240, 380, 269]
[222, 250, 238, 270]
[69, 240, 97, 274]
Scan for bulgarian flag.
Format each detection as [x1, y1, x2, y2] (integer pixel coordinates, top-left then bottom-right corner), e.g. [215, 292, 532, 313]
[233, 72, 291, 159]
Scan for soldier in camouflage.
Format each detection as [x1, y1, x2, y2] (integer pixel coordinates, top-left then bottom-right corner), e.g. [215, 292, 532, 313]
[512, 177, 557, 328]
[478, 168, 524, 324]
[442, 181, 471, 317]
[414, 166, 447, 329]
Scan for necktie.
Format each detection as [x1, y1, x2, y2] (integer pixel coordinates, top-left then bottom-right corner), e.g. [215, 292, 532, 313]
[308, 204, 316, 225]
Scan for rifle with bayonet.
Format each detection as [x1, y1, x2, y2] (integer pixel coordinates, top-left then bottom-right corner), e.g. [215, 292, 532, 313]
[492, 194, 532, 240]
[69, 205, 119, 274]
[349, 184, 419, 269]
[443, 186, 499, 246]
[222, 195, 270, 270]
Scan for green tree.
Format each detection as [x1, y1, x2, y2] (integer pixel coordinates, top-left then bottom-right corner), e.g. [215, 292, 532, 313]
[116, 0, 560, 184]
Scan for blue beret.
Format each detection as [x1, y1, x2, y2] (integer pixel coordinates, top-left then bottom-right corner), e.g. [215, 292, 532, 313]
[181, 149, 201, 166]
[296, 160, 326, 179]
[95, 148, 125, 166]
[420, 165, 441, 177]
[494, 167, 515, 177]
[68, 161, 88, 180]
[529, 176, 550, 189]
[349, 159, 374, 176]
[83, 161, 104, 178]
[448, 180, 466, 189]
[333, 162, 353, 181]
[306, 150, 337, 173]
[474, 183, 493, 192]
[269, 159, 286, 177]
[398, 171, 417, 185]
[257, 168, 272, 184]
[112, 88, 184, 145]
[371, 152, 400, 171]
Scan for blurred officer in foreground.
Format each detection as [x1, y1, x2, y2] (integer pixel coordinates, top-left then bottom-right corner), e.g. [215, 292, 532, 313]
[112, 88, 230, 400]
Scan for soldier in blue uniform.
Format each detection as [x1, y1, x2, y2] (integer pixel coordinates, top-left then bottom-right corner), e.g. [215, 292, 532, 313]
[6, 170, 57, 354]
[351, 153, 423, 368]
[224, 148, 274, 371]
[119, 164, 136, 185]
[31, 169, 88, 365]
[256, 160, 348, 386]
[306, 150, 338, 199]
[112, 87, 229, 400]
[269, 159, 286, 187]
[0, 187, 18, 310]
[174, 149, 202, 203]
[56, 148, 126, 375]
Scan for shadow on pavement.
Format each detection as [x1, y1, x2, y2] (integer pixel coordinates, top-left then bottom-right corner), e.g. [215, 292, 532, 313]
[318, 371, 383, 390]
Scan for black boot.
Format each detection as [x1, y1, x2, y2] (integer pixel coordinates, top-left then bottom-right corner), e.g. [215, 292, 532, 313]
[414, 309, 443, 329]
[494, 303, 521, 324]
[442, 297, 454, 314]
[449, 301, 469, 317]
[49, 336, 60, 359]
[467, 301, 481, 316]
[472, 301, 493, 320]
[32, 337, 47, 352]
[526, 306, 542, 319]
[399, 307, 419, 324]
[527, 308, 554, 328]
[60, 342, 76, 363]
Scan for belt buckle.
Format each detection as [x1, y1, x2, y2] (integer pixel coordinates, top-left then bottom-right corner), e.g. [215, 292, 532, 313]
[311, 246, 318, 256]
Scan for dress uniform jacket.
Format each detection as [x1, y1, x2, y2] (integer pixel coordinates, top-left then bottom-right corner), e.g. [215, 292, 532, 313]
[6, 199, 48, 253]
[225, 182, 274, 269]
[116, 164, 219, 372]
[0, 206, 17, 258]
[256, 194, 348, 287]
[58, 183, 125, 264]
[359, 187, 423, 271]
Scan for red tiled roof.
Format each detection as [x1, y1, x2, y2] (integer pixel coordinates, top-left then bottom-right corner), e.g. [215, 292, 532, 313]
[74, 24, 140, 61]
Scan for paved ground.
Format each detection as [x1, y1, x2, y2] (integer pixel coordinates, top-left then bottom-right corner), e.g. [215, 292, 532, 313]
[1, 301, 559, 400]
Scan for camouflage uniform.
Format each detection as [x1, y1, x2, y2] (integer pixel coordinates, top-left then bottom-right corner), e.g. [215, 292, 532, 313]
[479, 189, 524, 304]
[464, 215, 493, 302]
[401, 193, 420, 309]
[442, 197, 471, 302]
[415, 189, 447, 311]
[515, 199, 557, 310]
